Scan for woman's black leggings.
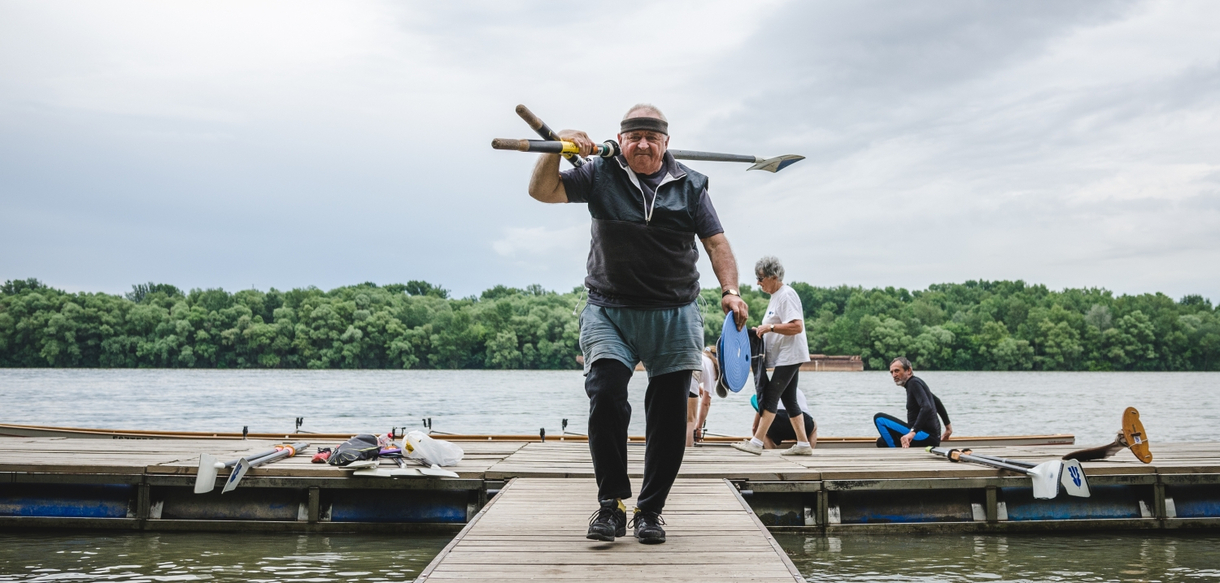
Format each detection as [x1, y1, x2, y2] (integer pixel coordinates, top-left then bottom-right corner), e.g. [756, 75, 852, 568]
[758, 364, 802, 417]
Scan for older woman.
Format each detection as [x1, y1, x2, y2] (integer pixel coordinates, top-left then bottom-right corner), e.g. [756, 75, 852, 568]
[731, 256, 814, 456]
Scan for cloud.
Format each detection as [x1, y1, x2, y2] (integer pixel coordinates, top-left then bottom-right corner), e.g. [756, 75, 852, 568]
[492, 224, 588, 259]
[1, 0, 1218, 302]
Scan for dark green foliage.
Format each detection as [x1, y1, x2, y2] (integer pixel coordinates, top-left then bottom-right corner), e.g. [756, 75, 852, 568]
[2, 278, 47, 295]
[125, 282, 184, 303]
[0, 281, 580, 370]
[0, 279, 1216, 370]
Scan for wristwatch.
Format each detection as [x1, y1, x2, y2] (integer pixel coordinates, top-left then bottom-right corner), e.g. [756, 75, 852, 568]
[721, 289, 740, 298]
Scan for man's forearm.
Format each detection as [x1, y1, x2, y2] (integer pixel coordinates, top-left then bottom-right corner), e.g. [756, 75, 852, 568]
[703, 233, 748, 325]
[528, 154, 566, 203]
[703, 234, 739, 291]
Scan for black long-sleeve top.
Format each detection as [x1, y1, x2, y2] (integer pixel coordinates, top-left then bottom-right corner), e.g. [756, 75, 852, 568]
[904, 376, 948, 436]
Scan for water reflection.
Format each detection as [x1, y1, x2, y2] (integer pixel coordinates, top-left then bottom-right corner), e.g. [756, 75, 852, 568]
[4, 530, 1219, 582]
[774, 532, 1220, 582]
[0, 532, 450, 582]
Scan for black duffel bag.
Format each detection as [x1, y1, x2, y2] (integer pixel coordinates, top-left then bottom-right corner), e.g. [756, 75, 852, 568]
[326, 434, 381, 466]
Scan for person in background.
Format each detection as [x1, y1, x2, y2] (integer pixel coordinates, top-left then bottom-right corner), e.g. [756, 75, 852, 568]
[687, 348, 718, 446]
[875, 356, 953, 448]
[731, 256, 814, 456]
[749, 392, 817, 449]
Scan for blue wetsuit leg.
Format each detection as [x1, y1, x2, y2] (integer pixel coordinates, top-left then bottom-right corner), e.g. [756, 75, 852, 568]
[873, 412, 930, 448]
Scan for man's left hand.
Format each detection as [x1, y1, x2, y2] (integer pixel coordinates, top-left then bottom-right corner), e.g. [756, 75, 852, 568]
[722, 294, 748, 330]
[941, 424, 953, 441]
[900, 431, 915, 448]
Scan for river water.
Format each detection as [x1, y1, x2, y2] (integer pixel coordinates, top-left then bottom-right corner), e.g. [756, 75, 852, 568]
[2, 369, 1219, 581]
[1, 369, 1218, 444]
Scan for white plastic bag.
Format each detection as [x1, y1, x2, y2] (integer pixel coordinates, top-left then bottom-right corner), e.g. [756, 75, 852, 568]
[403, 430, 464, 467]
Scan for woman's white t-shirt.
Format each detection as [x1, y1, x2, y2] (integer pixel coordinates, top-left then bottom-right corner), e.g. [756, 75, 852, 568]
[761, 284, 811, 368]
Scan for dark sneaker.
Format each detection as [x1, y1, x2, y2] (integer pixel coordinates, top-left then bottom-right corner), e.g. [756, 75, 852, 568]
[586, 499, 626, 541]
[629, 508, 666, 544]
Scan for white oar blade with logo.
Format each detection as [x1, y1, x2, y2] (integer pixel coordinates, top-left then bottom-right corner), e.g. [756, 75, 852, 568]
[222, 457, 251, 494]
[1060, 459, 1091, 498]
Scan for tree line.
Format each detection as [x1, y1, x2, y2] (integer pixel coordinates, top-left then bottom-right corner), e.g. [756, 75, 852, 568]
[1, 277, 1217, 371]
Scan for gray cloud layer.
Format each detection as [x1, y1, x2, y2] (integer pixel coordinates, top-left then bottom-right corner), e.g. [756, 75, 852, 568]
[1, 1, 1217, 300]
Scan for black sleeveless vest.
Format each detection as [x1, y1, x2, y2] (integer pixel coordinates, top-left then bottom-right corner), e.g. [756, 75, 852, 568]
[583, 153, 708, 308]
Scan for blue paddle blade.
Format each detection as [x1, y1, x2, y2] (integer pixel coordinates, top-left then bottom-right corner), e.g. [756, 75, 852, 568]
[720, 311, 751, 393]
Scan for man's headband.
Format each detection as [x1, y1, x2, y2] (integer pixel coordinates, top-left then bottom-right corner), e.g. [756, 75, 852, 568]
[620, 116, 668, 136]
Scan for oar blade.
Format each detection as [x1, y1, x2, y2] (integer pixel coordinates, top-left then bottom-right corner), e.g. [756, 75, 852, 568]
[747, 154, 804, 173]
[1060, 459, 1091, 497]
[222, 458, 251, 494]
[194, 453, 220, 494]
[420, 464, 459, 478]
[352, 468, 392, 478]
[1029, 460, 1063, 500]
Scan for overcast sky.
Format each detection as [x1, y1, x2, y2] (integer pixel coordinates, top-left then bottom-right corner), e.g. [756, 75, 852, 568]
[2, 1, 1218, 302]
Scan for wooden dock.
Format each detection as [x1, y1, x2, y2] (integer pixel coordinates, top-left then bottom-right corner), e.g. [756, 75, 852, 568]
[416, 478, 804, 583]
[1, 436, 1218, 537]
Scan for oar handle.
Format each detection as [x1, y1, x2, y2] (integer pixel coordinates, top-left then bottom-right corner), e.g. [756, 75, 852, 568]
[491, 138, 620, 158]
[928, 446, 1030, 474]
[516, 104, 584, 168]
[247, 442, 310, 468]
[969, 453, 1036, 469]
[222, 447, 280, 468]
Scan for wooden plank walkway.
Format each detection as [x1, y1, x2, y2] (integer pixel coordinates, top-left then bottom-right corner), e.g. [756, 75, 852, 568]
[3, 437, 1218, 480]
[416, 478, 805, 583]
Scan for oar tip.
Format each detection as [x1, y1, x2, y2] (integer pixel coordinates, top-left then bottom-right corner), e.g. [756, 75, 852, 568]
[748, 154, 805, 173]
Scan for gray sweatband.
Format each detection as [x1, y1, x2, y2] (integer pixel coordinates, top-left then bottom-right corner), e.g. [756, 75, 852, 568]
[620, 117, 668, 135]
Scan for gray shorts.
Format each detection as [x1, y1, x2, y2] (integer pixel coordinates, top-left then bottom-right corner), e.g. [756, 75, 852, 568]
[579, 302, 704, 378]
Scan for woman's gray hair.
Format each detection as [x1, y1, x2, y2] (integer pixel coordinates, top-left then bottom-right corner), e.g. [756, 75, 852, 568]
[755, 256, 785, 281]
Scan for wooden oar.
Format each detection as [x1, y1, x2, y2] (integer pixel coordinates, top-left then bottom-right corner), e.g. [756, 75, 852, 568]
[490, 138, 804, 173]
[1063, 406, 1152, 463]
[515, 104, 585, 168]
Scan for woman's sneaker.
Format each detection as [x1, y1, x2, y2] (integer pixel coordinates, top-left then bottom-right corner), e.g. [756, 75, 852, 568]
[586, 499, 626, 541]
[629, 508, 666, 544]
[731, 440, 764, 455]
[781, 443, 814, 456]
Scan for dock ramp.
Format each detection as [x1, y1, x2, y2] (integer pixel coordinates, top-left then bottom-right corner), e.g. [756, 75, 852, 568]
[417, 477, 805, 582]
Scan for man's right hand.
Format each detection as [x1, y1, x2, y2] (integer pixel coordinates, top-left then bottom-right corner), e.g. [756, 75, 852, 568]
[722, 293, 748, 330]
[556, 129, 596, 157]
[530, 130, 594, 204]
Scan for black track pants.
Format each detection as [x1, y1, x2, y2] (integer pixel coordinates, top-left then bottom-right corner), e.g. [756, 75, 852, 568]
[585, 359, 691, 513]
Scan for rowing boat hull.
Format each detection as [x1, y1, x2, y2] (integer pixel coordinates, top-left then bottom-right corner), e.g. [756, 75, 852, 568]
[0, 423, 1073, 447]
